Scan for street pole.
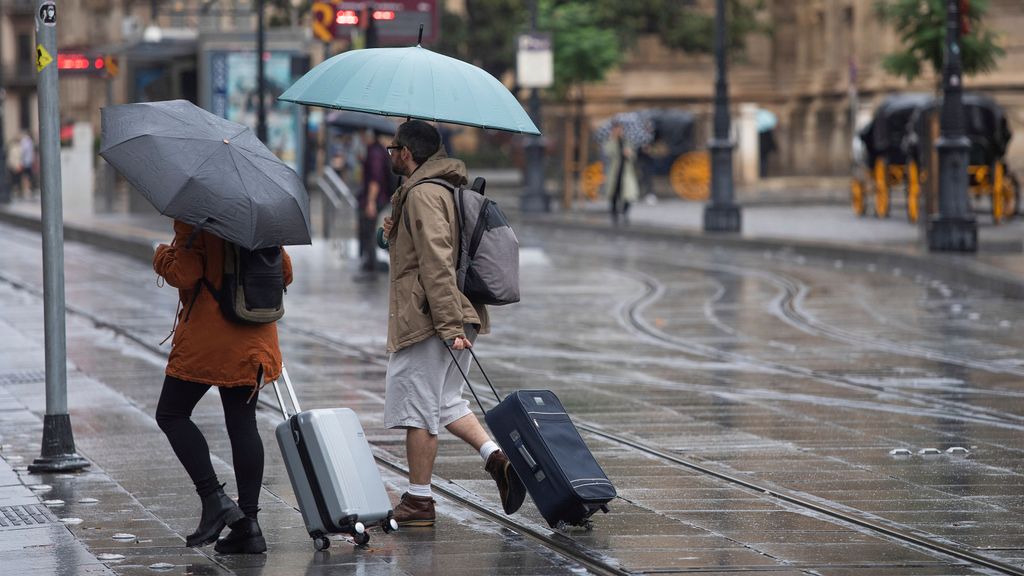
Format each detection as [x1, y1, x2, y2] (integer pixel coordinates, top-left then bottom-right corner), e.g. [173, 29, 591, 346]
[927, 0, 976, 252]
[703, 0, 741, 232]
[103, 76, 116, 211]
[29, 0, 90, 474]
[0, 0, 9, 205]
[256, 0, 267, 143]
[520, 0, 550, 213]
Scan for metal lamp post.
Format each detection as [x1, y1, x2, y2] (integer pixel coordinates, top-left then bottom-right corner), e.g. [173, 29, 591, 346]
[703, 0, 741, 232]
[927, 0, 976, 251]
[29, 0, 90, 473]
[520, 0, 550, 213]
[256, 0, 267, 143]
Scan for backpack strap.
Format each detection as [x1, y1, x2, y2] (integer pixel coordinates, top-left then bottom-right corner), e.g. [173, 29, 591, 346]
[401, 178, 459, 235]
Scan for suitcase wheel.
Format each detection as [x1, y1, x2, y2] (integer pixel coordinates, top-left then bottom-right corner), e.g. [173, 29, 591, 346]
[353, 531, 370, 546]
[353, 521, 366, 535]
[313, 536, 331, 551]
[381, 517, 399, 533]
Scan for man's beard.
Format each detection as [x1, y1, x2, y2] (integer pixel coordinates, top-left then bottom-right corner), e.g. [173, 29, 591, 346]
[390, 162, 408, 177]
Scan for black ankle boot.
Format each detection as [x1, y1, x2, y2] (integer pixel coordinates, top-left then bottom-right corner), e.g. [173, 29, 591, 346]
[185, 485, 245, 547]
[214, 516, 267, 554]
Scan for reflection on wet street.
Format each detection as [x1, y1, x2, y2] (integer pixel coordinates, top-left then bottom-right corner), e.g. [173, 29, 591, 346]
[1, 220, 1024, 575]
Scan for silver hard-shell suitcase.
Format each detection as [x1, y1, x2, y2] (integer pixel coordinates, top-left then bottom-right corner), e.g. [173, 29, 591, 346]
[272, 367, 397, 550]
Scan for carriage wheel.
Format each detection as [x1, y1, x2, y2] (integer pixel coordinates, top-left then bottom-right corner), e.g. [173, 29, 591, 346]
[671, 151, 711, 201]
[873, 159, 890, 218]
[906, 161, 921, 223]
[850, 178, 866, 216]
[581, 161, 604, 202]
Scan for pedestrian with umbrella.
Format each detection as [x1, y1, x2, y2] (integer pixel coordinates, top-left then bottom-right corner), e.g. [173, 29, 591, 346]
[100, 99, 311, 554]
[602, 120, 641, 225]
[279, 32, 536, 526]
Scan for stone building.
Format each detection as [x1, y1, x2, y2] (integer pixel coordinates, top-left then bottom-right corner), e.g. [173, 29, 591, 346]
[570, 0, 1024, 179]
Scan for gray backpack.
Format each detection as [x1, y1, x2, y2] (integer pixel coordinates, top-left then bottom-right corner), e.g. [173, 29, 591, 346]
[407, 177, 520, 306]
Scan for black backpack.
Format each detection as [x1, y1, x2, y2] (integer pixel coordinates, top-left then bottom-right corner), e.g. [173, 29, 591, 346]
[202, 242, 285, 324]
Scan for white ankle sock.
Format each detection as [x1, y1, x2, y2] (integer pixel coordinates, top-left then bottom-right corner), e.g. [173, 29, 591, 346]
[407, 483, 432, 498]
[479, 440, 499, 462]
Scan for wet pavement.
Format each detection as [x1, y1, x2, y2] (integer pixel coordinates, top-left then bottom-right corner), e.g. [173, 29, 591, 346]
[1, 203, 1024, 575]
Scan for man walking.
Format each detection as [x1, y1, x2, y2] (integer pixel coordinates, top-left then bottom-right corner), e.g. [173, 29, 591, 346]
[381, 120, 525, 526]
[357, 128, 391, 276]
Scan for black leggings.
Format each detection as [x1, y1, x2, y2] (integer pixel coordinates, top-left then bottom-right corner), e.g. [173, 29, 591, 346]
[155, 376, 264, 517]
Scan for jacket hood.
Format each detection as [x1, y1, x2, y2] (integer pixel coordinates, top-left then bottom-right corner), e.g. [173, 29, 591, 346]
[397, 147, 468, 197]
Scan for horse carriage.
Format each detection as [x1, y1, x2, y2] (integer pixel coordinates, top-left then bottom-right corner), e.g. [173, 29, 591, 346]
[851, 92, 1018, 223]
[582, 109, 710, 201]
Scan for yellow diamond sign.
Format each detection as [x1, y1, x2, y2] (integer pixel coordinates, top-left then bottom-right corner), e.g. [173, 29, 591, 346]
[36, 44, 53, 72]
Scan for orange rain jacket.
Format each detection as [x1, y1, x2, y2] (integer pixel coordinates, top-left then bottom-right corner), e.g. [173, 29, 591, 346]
[154, 220, 293, 388]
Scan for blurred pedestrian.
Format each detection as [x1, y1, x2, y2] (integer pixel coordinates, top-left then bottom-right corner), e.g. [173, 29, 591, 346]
[357, 129, 393, 277]
[603, 123, 639, 224]
[152, 220, 293, 554]
[379, 120, 525, 526]
[6, 138, 22, 199]
[17, 132, 35, 200]
[759, 128, 776, 178]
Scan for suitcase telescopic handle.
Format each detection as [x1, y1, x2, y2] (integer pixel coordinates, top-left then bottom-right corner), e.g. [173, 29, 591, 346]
[271, 364, 302, 420]
[445, 345, 501, 415]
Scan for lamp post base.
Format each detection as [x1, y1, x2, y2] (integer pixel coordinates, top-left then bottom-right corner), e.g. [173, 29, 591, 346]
[28, 414, 90, 473]
[927, 216, 977, 252]
[704, 204, 741, 233]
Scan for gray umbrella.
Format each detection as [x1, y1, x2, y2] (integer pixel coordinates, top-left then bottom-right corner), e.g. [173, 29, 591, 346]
[99, 99, 311, 250]
[327, 110, 397, 135]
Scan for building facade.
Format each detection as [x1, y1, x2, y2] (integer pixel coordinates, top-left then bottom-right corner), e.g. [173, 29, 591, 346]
[570, 0, 1024, 178]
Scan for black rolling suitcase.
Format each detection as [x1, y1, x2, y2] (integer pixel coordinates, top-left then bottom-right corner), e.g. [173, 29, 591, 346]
[447, 347, 616, 529]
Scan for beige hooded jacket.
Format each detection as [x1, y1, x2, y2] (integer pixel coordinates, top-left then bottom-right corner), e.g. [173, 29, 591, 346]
[386, 148, 489, 353]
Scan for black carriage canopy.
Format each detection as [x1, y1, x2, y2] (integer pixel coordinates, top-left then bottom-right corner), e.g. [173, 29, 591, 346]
[647, 110, 697, 156]
[860, 92, 1013, 166]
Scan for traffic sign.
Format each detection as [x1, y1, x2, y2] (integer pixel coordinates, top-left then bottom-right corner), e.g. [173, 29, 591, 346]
[312, 2, 335, 43]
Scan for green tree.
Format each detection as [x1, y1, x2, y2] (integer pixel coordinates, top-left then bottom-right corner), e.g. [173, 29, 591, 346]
[435, 0, 767, 87]
[541, 0, 622, 95]
[580, 0, 767, 55]
[874, 0, 1004, 85]
[435, 0, 528, 79]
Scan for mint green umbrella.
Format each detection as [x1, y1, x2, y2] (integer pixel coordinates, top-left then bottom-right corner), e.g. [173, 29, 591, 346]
[279, 46, 540, 135]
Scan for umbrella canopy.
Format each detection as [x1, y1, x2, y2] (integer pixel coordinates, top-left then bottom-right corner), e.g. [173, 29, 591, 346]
[593, 112, 654, 147]
[279, 46, 540, 135]
[327, 110, 397, 135]
[100, 99, 311, 250]
[756, 109, 777, 133]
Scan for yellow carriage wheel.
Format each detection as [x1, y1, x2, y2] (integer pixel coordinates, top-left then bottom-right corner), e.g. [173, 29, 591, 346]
[906, 161, 921, 223]
[873, 158, 890, 218]
[850, 178, 866, 216]
[581, 161, 604, 201]
[671, 151, 711, 201]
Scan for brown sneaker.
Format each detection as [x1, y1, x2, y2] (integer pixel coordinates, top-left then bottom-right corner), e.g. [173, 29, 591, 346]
[393, 492, 436, 527]
[485, 450, 526, 515]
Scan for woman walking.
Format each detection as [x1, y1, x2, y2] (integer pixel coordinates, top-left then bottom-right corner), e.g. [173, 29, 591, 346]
[153, 220, 292, 554]
[603, 122, 639, 225]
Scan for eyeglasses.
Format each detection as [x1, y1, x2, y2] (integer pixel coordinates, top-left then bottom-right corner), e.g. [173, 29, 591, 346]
[386, 145, 404, 156]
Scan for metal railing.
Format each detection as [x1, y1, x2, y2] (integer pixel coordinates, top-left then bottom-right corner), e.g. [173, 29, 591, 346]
[316, 166, 356, 239]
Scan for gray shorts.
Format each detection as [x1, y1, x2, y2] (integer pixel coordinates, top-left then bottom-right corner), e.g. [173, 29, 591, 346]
[384, 327, 477, 435]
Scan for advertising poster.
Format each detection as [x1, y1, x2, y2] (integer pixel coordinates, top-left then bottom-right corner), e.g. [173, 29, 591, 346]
[210, 51, 304, 172]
